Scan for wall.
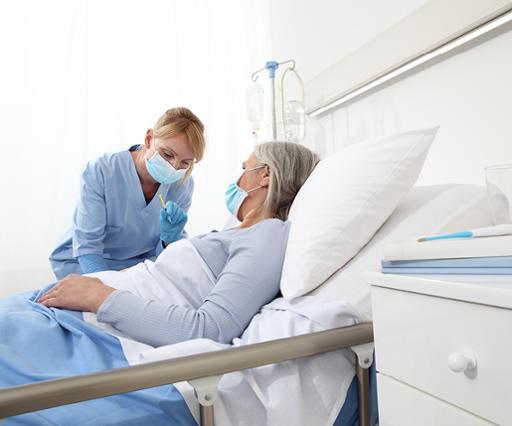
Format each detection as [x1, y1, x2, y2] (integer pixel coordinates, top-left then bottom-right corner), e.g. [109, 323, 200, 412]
[268, 0, 428, 83]
[303, 26, 512, 187]
[269, 0, 512, 186]
[0, 0, 271, 297]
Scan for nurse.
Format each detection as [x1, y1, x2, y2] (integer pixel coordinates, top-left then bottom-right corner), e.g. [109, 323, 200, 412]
[50, 107, 206, 279]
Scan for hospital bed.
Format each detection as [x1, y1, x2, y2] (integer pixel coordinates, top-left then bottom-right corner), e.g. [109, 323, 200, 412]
[0, 324, 375, 425]
[0, 183, 491, 425]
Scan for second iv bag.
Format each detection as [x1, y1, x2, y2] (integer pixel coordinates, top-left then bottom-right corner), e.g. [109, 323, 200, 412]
[246, 81, 265, 137]
[284, 100, 305, 142]
[280, 66, 305, 142]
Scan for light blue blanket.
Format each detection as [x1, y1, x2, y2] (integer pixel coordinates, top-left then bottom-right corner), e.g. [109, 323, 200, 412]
[0, 287, 196, 425]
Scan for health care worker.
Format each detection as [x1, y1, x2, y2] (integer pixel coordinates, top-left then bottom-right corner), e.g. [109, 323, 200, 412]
[49, 107, 205, 279]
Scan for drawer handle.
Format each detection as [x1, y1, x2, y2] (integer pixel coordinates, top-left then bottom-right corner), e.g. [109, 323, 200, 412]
[448, 351, 477, 373]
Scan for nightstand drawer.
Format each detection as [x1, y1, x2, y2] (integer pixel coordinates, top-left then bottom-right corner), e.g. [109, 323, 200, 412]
[377, 373, 494, 426]
[372, 285, 512, 425]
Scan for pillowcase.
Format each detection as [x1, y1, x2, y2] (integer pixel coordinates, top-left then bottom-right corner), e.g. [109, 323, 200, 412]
[310, 184, 492, 319]
[280, 127, 438, 299]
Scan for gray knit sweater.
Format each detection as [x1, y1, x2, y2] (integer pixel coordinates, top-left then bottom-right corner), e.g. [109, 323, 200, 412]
[97, 219, 290, 347]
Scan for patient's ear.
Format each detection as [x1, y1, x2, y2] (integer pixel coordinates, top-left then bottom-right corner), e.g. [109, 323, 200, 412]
[260, 165, 270, 187]
[261, 175, 270, 188]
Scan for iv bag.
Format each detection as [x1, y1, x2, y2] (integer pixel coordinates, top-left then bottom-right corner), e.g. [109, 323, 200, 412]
[283, 100, 305, 142]
[246, 81, 265, 128]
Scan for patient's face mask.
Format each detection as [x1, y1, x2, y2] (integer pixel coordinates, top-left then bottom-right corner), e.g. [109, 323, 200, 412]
[225, 165, 265, 218]
[145, 139, 186, 185]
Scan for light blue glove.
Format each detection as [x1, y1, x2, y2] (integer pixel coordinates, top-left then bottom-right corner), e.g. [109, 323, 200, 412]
[160, 201, 188, 244]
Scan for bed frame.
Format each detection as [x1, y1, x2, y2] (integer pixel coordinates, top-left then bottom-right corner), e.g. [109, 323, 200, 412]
[0, 322, 374, 426]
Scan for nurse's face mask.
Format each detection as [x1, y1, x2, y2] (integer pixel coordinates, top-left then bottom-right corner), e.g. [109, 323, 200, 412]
[145, 137, 187, 185]
[225, 165, 266, 218]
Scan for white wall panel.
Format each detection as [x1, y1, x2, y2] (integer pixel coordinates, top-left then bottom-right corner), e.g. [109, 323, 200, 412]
[305, 0, 512, 114]
[307, 27, 512, 186]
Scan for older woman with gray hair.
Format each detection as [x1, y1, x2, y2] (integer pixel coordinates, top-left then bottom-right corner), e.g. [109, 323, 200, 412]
[37, 141, 319, 347]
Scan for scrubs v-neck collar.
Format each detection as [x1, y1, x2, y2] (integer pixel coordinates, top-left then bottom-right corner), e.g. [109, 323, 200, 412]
[123, 149, 170, 216]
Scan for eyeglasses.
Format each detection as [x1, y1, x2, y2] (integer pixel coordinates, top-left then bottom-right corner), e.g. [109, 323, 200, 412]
[155, 140, 195, 170]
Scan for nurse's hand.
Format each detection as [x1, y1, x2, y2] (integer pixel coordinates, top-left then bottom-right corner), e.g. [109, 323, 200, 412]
[37, 274, 115, 313]
[160, 201, 188, 243]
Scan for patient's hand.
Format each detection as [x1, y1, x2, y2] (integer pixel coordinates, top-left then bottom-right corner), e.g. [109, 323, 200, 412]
[37, 274, 115, 313]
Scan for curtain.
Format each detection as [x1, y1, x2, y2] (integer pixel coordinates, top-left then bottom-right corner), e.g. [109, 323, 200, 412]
[0, 0, 271, 294]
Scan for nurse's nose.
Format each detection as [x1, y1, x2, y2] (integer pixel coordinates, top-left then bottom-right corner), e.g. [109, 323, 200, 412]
[170, 158, 181, 170]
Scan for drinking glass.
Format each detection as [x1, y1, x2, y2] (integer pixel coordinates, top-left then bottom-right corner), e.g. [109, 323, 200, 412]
[485, 163, 512, 224]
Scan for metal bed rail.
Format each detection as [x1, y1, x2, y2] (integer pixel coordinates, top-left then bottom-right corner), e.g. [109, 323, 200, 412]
[0, 322, 374, 425]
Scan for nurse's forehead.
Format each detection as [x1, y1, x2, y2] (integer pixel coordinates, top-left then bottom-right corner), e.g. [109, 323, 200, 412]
[159, 133, 187, 148]
[159, 134, 193, 157]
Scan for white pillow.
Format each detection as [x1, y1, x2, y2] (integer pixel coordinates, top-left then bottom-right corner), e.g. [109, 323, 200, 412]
[280, 127, 438, 299]
[311, 184, 492, 319]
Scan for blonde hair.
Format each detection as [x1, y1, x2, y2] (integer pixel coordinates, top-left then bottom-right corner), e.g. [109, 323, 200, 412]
[152, 107, 206, 178]
[254, 141, 319, 221]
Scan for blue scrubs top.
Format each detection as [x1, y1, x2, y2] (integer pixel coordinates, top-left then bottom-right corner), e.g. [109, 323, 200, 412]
[49, 146, 194, 279]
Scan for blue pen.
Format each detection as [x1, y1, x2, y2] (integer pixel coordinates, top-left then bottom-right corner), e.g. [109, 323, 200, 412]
[417, 224, 512, 242]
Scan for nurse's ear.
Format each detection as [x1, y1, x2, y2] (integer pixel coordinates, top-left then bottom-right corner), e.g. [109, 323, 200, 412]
[144, 129, 153, 149]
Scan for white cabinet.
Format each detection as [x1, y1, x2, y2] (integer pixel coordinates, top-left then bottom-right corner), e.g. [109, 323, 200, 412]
[368, 272, 512, 425]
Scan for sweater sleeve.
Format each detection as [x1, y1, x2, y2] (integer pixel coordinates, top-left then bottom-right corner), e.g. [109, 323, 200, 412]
[97, 220, 289, 347]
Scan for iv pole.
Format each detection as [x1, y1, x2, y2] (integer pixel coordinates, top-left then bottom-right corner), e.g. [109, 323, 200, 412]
[251, 59, 296, 141]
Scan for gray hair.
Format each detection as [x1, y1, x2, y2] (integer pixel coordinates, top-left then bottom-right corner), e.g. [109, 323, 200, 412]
[254, 141, 319, 221]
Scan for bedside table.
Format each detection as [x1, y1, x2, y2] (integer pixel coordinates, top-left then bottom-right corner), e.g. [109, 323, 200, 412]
[367, 271, 512, 425]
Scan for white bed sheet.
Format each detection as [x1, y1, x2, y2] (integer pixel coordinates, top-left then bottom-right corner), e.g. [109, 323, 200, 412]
[84, 239, 363, 426]
[137, 297, 362, 426]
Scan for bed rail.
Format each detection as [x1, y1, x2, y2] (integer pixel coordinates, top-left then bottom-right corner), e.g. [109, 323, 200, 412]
[0, 322, 374, 425]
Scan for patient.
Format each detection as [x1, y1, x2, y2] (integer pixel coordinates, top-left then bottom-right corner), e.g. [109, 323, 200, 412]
[35, 141, 319, 347]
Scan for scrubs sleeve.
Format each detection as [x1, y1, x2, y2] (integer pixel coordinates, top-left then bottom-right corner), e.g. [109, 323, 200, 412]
[78, 253, 109, 274]
[72, 161, 108, 257]
[97, 220, 289, 347]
